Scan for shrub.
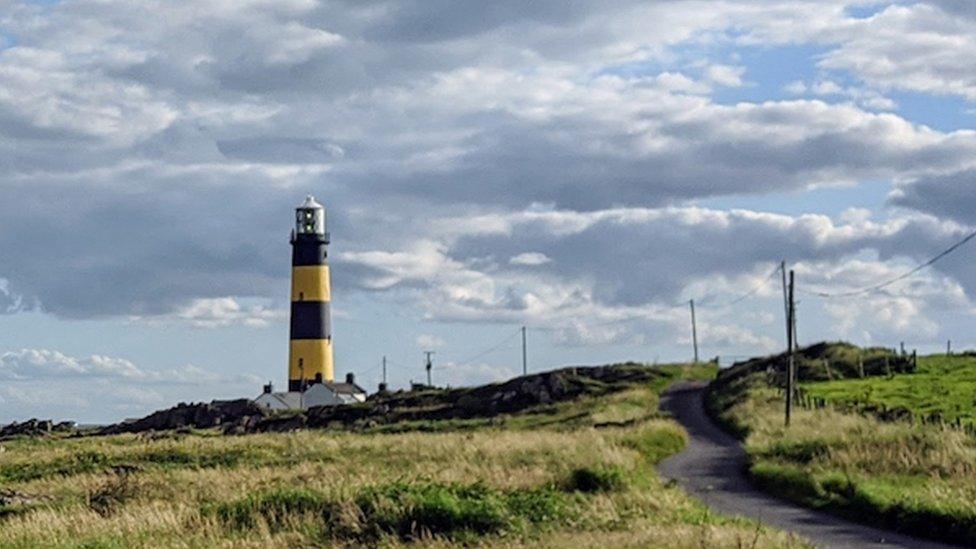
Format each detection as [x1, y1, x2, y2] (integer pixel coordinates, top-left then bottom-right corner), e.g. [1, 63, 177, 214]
[565, 465, 626, 493]
[206, 481, 571, 542]
[205, 488, 334, 530]
[356, 481, 511, 538]
[88, 467, 141, 517]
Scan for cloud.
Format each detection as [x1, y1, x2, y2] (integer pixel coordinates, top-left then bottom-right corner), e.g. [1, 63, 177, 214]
[170, 298, 286, 328]
[785, 79, 897, 111]
[416, 334, 445, 349]
[341, 204, 976, 351]
[815, 3, 976, 100]
[0, 348, 265, 422]
[0, 349, 144, 380]
[704, 64, 746, 87]
[0, 348, 260, 384]
[0, 0, 973, 342]
[890, 170, 976, 225]
[509, 252, 551, 266]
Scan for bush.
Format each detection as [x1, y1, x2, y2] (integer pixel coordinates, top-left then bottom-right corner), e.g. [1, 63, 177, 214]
[207, 481, 571, 541]
[206, 488, 334, 530]
[88, 467, 141, 517]
[565, 465, 626, 493]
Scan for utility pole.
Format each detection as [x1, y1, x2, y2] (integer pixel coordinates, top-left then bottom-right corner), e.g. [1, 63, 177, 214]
[382, 355, 387, 385]
[521, 326, 528, 376]
[689, 299, 699, 363]
[781, 261, 790, 347]
[424, 351, 435, 386]
[947, 340, 953, 356]
[786, 269, 796, 427]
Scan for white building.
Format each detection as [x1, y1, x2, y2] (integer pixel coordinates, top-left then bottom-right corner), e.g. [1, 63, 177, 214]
[254, 373, 367, 411]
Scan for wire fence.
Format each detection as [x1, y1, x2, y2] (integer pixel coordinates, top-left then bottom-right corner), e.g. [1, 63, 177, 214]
[781, 384, 976, 439]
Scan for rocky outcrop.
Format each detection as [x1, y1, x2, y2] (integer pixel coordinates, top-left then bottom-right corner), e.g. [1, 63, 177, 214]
[100, 362, 663, 436]
[0, 419, 75, 440]
[99, 399, 268, 435]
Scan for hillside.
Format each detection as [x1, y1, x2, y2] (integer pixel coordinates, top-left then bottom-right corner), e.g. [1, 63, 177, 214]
[0, 362, 805, 548]
[707, 343, 976, 546]
[800, 353, 976, 429]
[96, 362, 703, 436]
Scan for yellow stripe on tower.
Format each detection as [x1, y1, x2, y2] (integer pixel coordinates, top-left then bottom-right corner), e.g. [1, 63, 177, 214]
[291, 265, 331, 301]
[288, 339, 334, 383]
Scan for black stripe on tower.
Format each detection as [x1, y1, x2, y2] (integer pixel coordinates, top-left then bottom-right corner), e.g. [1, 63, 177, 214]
[290, 301, 331, 339]
[292, 234, 328, 266]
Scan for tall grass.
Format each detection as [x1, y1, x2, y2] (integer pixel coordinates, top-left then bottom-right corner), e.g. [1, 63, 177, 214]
[0, 363, 803, 547]
[711, 378, 976, 545]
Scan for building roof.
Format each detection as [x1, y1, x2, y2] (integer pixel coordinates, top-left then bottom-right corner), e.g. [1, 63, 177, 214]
[259, 391, 303, 408]
[324, 381, 366, 395]
[299, 195, 323, 209]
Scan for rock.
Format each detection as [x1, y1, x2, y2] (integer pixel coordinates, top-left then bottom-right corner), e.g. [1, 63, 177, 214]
[0, 418, 76, 439]
[99, 399, 268, 435]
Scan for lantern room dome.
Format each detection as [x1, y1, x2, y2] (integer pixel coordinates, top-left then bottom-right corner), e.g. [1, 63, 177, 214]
[300, 195, 324, 210]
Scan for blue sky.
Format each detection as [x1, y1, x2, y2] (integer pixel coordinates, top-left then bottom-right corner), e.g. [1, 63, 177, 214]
[2, 0, 976, 422]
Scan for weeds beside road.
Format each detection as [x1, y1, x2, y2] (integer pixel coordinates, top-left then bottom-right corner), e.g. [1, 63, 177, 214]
[708, 344, 976, 546]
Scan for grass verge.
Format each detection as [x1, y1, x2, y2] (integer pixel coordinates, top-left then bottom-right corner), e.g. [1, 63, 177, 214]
[707, 345, 976, 546]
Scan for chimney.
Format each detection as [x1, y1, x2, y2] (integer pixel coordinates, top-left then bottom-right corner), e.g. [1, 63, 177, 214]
[263, 382, 273, 394]
[345, 372, 355, 384]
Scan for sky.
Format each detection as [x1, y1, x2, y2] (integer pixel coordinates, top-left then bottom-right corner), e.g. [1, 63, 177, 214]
[3, 0, 976, 423]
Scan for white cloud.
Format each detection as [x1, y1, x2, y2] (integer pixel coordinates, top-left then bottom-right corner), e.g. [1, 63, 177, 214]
[0, 349, 141, 380]
[0, 348, 265, 422]
[817, 3, 976, 100]
[509, 252, 551, 266]
[172, 298, 286, 328]
[785, 78, 897, 111]
[416, 334, 445, 349]
[704, 64, 746, 87]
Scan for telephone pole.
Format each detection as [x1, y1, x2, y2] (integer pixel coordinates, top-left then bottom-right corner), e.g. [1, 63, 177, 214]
[382, 355, 387, 384]
[689, 299, 699, 363]
[781, 261, 789, 347]
[521, 326, 528, 376]
[424, 351, 435, 386]
[785, 269, 796, 427]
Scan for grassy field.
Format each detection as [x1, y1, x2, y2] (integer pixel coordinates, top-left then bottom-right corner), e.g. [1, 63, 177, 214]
[0, 362, 805, 548]
[708, 346, 976, 546]
[800, 353, 976, 427]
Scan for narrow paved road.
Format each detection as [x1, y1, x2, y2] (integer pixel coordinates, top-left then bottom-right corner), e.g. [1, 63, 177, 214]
[657, 381, 956, 549]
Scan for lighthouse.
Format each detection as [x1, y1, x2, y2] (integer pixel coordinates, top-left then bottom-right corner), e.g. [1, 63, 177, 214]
[288, 195, 334, 390]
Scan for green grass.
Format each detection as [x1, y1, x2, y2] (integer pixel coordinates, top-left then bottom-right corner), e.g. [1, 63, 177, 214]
[708, 345, 976, 546]
[801, 354, 976, 427]
[0, 361, 807, 547]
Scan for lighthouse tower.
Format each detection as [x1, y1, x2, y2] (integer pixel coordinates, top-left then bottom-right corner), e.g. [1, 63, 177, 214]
[288, 195, 334, 390]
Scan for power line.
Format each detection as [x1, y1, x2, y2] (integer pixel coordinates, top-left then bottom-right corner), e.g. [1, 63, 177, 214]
[725, 264, 783, 306]
[451, 327, 522, 366]
[805, 228, 976, 299]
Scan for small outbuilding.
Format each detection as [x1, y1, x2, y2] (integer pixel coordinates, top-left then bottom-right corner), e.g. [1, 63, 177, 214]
[254, 373, 367, 411]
